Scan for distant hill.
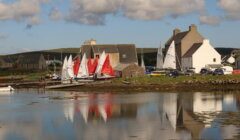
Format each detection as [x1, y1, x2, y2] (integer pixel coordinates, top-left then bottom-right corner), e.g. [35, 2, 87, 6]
[43, 48, 80, 54]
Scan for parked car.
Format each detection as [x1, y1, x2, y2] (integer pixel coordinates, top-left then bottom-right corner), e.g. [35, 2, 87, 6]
[185, 68, 195, 76]
[166, 70, 179, 77]
[213, 68, 224, 75]
[200, 68, 213, 75]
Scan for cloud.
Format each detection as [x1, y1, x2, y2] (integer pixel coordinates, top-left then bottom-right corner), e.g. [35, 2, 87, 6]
[49, 7, 62, 21]
[0, 0, 49, 26]
[66, 0, 205, 25]
[200, 15, 221, 25]
[218, 0, 240, 20]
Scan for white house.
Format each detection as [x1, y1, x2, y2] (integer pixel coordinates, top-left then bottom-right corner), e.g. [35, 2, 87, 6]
[182, 39, 221, 73]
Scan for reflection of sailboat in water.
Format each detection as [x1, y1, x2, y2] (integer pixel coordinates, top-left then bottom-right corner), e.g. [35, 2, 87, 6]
[163, 93, 178, 130]
[80, 100, 89, 123]
[64, 102, 75, 123]
[98, 102, 107, 122]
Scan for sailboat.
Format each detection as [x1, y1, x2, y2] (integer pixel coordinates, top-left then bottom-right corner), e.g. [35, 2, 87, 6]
[94, 51, 115, 79]
[156, 44, 164, 69]
[163, 41, 176, 69]
[61, 56, 68, 83]
[77, 53, 89, 79]
[150, 43, 166, 77]
[73, 56, 81, 77]
[101, 55, 115, 77]
[88, 58, 98, 75]
[141, 49, 146, 71]
[95, 51, 107, 76]
[67, 55, 74, 79]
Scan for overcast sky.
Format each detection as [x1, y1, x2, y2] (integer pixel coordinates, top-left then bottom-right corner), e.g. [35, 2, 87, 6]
[0, 0, 240, 54]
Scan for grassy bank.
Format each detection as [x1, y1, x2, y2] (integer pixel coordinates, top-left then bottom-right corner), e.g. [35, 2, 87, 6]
[113, 75, 240, 85]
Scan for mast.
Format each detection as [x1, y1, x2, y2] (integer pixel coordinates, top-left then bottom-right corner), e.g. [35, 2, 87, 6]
[141, 48, 145, 70]
[156, 43, 164, 69]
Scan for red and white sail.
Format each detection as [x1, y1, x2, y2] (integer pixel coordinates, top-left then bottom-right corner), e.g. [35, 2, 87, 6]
[101, 55, 115, 76]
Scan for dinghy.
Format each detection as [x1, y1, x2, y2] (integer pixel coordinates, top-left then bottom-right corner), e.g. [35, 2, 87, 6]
[77, 53, 90, 79]
[163, 41, 176, 69]
[95, 53, 115, 80]
[0, 86, 14, 92]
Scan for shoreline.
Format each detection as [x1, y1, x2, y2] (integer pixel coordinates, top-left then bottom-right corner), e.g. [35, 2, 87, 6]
[2, 75, 240, 93]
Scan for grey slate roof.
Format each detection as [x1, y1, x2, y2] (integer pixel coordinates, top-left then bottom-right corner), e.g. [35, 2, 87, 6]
[183, 43, 202, 58]
[81, 44, 138, 64]
[165, 31, 189, 46]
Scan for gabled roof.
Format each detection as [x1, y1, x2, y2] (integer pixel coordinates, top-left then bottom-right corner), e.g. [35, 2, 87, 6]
[81, 44, 138, 63]
[183, 43, 202, 58]
[117, 44, 138, 63]
[91, 45, 119, 53]
[165, 31, 189, 46]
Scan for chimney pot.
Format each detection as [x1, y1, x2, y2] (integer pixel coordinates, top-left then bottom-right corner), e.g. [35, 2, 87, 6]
[173, 28, 181, 36]
[189, 24, 197, 31]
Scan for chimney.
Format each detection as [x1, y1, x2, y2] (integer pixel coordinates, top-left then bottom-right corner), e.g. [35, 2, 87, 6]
[189, 24, 197, 32]
[173, 28, 181, 36]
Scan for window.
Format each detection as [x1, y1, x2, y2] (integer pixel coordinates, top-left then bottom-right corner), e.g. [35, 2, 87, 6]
[213, 58, 216, 62]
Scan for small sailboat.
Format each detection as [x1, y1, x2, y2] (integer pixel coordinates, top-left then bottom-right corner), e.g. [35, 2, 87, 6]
[95, 51, 107, 76]
[0, 86, 14, 92]
[73, 56, 81, 77]
[101, 55, 115, 77]
[77, 53, 89, 79]
[88, 58, 98, 75]
[141, 49, 146, 71]
[156, 44, 164, 69]
[61, 56, 69, 83]
[163, 41, 176, 69]
[67, 55, 74, 79]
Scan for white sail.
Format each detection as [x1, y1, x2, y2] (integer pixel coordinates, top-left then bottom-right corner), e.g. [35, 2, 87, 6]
[67, 55, 74, 78]
[61, 56, 68, 81]
[98, 103, 107, 122]
[163, 93, 177, 131]
[77, 53, 89, 78]
[156, 44, 164, 69]
[163, 41, 176, 69]
[80, 103, 89, 123]
[95, 51, 106, 75]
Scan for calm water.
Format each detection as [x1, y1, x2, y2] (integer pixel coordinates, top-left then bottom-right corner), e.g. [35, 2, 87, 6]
[1, 90, 240, 140]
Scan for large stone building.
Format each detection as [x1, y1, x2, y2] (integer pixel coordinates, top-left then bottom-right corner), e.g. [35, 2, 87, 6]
[80, 40, 138, 68]
[165, 24, 204, 70]
[80, 40, 144, 77]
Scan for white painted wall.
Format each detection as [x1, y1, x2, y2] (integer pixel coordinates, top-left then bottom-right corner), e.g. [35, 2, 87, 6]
[182, 39, 221, 73]
[192, 40, 221, 73]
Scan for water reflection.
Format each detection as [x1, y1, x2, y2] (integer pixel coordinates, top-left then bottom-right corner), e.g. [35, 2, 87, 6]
[1, 90, 240, 140]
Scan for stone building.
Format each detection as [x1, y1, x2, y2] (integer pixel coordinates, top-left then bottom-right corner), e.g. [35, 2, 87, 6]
[165, 24, 204, 70]
[80, 41, 138, 68]
[114, 63, 144, 78]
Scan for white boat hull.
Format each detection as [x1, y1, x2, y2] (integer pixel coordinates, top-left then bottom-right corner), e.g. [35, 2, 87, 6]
[0, 86, 14, 92]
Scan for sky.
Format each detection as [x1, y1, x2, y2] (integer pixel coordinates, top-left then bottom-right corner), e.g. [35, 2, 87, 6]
[0, 0, 240, 54]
